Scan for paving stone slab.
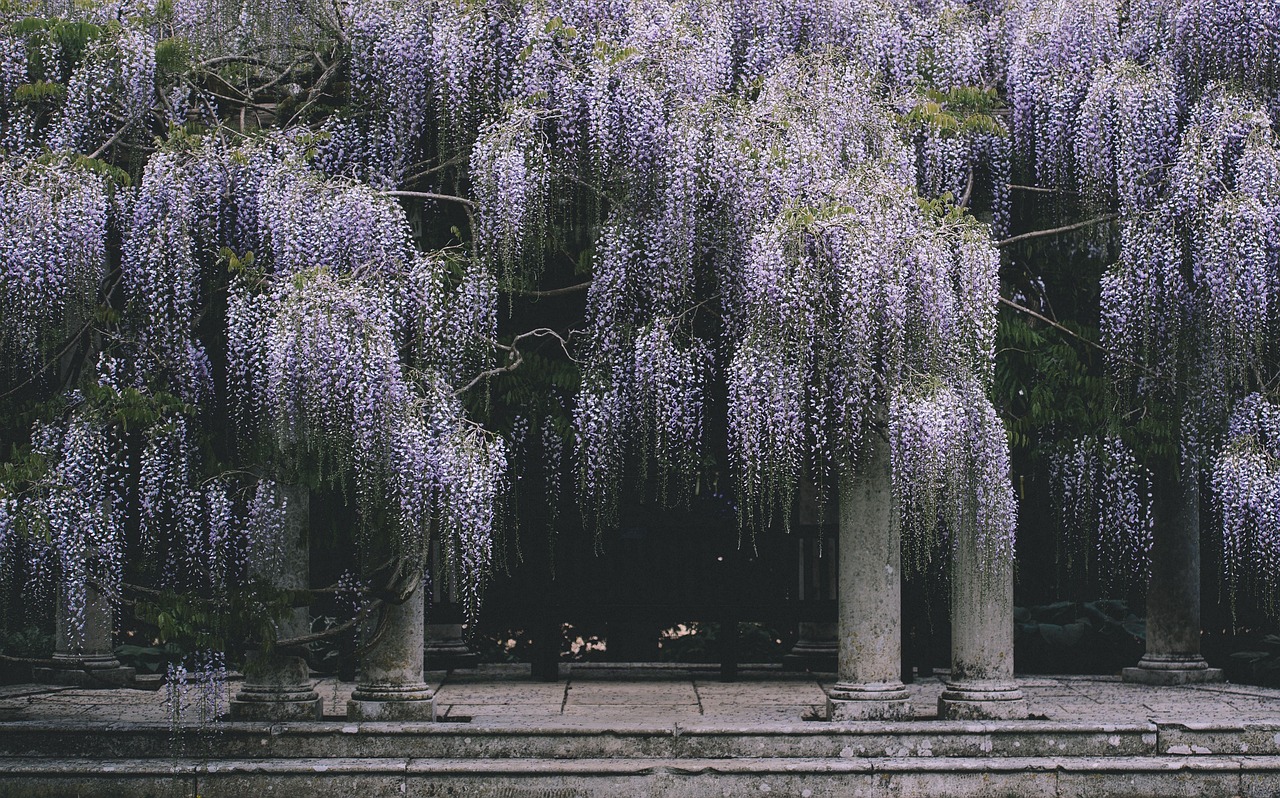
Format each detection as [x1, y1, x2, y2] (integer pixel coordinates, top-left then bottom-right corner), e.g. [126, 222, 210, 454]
[0, 669, 1279, 797]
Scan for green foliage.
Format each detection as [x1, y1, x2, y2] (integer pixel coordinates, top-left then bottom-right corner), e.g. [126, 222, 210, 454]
[0, 626, 53, 658]
[80, 383, 190, 433]
[12, 79, 64, 103]
[133, 582, 310, 658]
[1230, 635, 1280, 687]
[154, 36, 191, 77]
[114, 641, 184, 674]
[916, 191, 976, 224]
[994, 308, 1109, 452]
[904, 87, 1005, 139]
[482, 350, 579, 433]
[32, 152, 132, 187]
[13, 17, 103, 76]
[222, 247, 266, 288]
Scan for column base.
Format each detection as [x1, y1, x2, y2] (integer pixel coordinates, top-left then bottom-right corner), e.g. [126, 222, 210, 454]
[1122, 654, 1224, 685]
[938, 681, 1027, 720]
[347, 684, 437, 721]
[425, 639, 479, 670]
[33, 655, 134, 688]
[827, 681, 911, 721]
[229, 652, 323, 720]
[229, 686, 323, 721]
[783, 642, 837, 673]
[784, 622, 837, 672]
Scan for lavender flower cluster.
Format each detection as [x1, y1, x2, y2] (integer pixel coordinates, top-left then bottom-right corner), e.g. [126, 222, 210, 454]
[1213, 395, 1280, 612]
[1048, 436, 1153, 593]
[0, 161, 109, 367]
[434, 4, 1020, 561]
[1000, 0, 1280, 597]
[24, 411, 127, 651]
[35, 0, 1280, 666]
[49, 28, 156, 155]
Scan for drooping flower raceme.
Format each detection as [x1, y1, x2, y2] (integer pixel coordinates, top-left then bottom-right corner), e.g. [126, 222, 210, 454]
[1213, 394, 1280, 613]
[1007, 0, 1119, 188]
[24, 410, 127, 651]
[0, 161, 109, 368]
[49, 28, 156, 155]
[1074, 61, 1180, 216]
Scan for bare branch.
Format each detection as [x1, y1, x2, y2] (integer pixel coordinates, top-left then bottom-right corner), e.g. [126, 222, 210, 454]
[399, 154, 468, 186]
[958, 168, 975, 209]
[517, 279, 593, 298]
[1000, 294, 1174, 388]
[454, 328, 577, 396]
[996, 214, 1117, 248]
[88, 119, 138, 159]
[384, 190, 477, 210]
[195, 54, 285, 71]
[998, 295, 1105, 353]
[1007, 183, 1079, 195]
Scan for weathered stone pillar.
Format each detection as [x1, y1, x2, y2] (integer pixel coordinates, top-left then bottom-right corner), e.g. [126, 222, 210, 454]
[230, 485, 322, 721]
[938, 526, 1026, 720]
[1123, 466, 1223, 685]
[827, 438, 910, 721]
[425, 622, 478, 669]
[34, 582, 134, 688]
[785, 517, 837, 672]
[348, 582, 436, 721]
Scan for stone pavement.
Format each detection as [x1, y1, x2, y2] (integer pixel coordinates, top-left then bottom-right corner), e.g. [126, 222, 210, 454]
[1, 663, 1279, 727]
[3, 666, 1280, 797]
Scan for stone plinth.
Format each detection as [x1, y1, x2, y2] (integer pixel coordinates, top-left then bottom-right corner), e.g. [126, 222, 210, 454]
[229, 649, 322, 720]
[425, 623, 478, 670]
[1122, 654, 1224, 685]
[348, 584, 436, 721]
[33, 583, 134, 688]
[827, 438, 910, 722]
[783, 621, 837, 672]
[230, 484, 322, 721]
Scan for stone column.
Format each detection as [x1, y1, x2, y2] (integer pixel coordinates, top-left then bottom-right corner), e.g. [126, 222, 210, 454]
[938, 526, 1027, 720]
[348, 582, 436, 721]
[424, 541, 477, 670]
[785, 527, 837, 672]
[1123, 465, 1223, 685]
[230, 485, 322, 721]
[34, 582, 134, 688]
[827, 437, 910, 721]
[425, 622, 478, 669]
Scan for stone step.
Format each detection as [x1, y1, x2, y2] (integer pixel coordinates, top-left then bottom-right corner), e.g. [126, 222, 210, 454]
[1, 755, 1279, 798]
[1, 719, 1278, 760]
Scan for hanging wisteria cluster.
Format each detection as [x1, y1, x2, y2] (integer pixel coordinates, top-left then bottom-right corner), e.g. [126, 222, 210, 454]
[1047, 436, 1154, 592]
[0, 0, 1037, 665]
[321, 0, 432, 187]
[1003, 0, 1280, 599]
[1213, 395, 1280, 613]
[49, 28, 156, 155]
[13, 0, 1280, 706]
[24, 409, 127, 651]
[223, 150, 504, 619]
[0, 161, 109, 367]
